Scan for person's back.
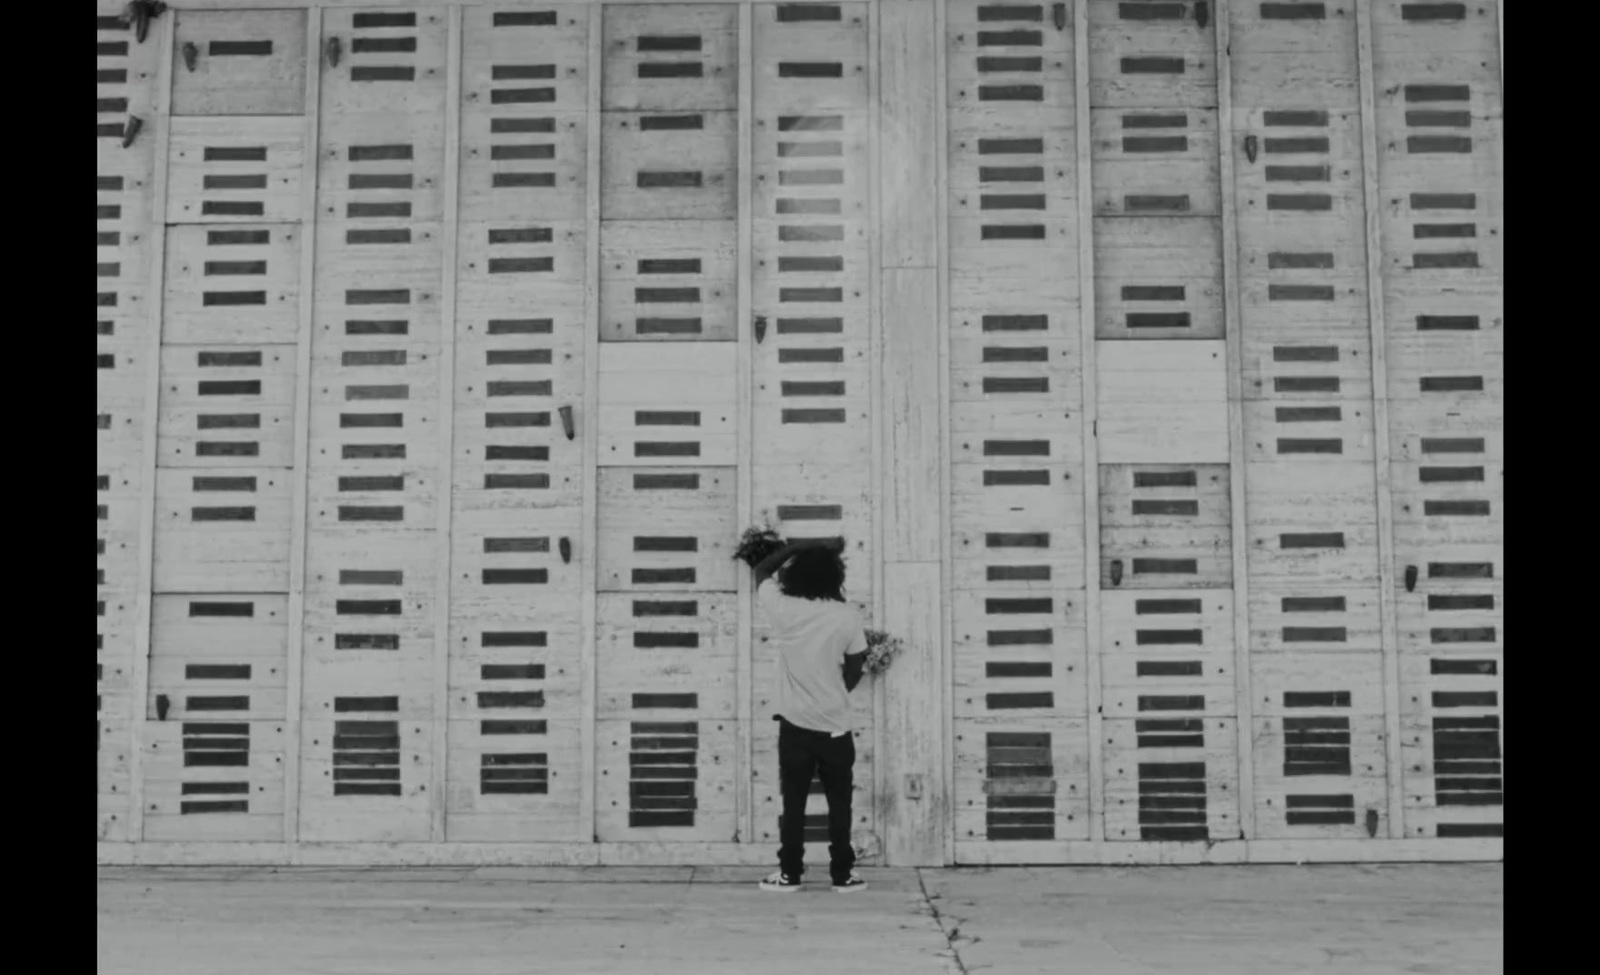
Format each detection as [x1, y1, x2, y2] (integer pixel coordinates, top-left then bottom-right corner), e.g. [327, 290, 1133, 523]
[747, 538, 869, 893]
[761, 577, 861, 737]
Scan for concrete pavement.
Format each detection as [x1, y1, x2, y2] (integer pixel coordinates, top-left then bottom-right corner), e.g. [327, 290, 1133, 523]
[97, 863, 1502, 974]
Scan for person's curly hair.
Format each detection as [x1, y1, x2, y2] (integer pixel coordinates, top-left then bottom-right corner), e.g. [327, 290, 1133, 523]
[778, 548, 847, 602]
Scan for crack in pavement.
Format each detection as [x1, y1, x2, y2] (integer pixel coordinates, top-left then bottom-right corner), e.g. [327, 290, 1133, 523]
[916, 870, 970, 975]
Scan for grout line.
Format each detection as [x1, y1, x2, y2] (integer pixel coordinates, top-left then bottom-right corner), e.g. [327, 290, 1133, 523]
[735, 0, 755, 849]
[282, 3, 326, 852]
[866, 0, 885, 861]
[125, 7, 175, 846]
[933, 0, 955, 868]
[1354, 0, 1407, 840]
[428, 0, 464, 847]
[1214, 0, 1258, 841]
[578, 0, 604, 844]
[1073, 0, 1105, 847]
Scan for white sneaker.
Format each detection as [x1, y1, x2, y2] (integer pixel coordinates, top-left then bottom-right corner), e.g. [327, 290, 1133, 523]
[831, 870, 867, 893]
[758, 870, 802, 892]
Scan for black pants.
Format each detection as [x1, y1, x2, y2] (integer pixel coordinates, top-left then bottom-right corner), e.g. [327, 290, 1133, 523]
[777, 717, 855, 884]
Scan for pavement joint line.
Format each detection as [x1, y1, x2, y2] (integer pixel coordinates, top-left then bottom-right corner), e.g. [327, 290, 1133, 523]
[915, 869, 969, 975]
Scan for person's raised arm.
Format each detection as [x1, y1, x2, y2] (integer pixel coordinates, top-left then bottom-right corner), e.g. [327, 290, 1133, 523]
[750, 535, 845, 590]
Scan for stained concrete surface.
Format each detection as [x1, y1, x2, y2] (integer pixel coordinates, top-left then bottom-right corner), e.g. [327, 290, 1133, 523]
[97, 863, 1501, 975]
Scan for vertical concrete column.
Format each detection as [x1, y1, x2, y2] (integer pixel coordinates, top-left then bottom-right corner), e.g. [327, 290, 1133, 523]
[878, 0, 947, 866]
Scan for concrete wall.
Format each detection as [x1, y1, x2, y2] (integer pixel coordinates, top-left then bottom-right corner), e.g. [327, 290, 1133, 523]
[97, 0, 1502, 865]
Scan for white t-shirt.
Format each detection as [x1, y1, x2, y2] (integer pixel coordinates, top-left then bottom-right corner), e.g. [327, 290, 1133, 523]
[756, 578, 869, 735]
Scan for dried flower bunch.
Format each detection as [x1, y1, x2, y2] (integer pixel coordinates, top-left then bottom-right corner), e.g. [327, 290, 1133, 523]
[733, 523, 788, 568]
[862, 629, 906, 676]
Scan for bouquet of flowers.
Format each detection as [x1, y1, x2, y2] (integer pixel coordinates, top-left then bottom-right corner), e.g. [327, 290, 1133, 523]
[862, 629, 906, 676]
[733, 523, 787, 568]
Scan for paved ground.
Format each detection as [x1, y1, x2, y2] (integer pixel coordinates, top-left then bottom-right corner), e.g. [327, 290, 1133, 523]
[98, 863, 1501, 975]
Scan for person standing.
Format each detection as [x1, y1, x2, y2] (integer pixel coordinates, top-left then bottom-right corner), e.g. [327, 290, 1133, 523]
[748, 536, 870, 893]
